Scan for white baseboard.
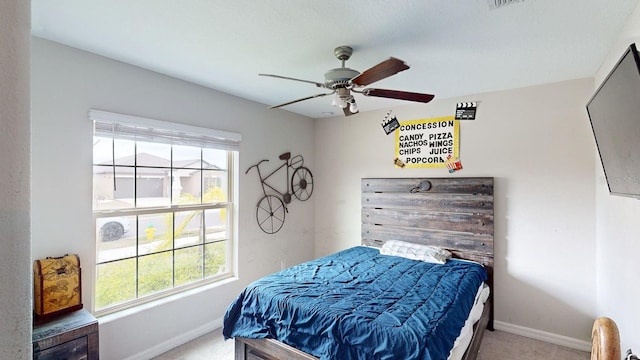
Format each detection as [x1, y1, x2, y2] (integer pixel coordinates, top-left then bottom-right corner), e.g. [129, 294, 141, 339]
[123, 317, 224, 360]
[494, 321, 591, 352]
[123, 318, 591, 359]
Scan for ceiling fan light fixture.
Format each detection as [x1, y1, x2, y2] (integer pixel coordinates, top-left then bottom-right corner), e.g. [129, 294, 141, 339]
[332, 93, 348, 108]
[333, 87, 351, 108]
[331, 93, 340, 107]
[349, 100, 358, 113]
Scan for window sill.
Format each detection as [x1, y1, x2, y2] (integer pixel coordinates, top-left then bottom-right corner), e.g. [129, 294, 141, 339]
[97, 276, 238, 324]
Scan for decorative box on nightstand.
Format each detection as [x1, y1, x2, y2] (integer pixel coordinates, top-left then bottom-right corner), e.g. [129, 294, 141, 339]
[33, 309, 99, 359]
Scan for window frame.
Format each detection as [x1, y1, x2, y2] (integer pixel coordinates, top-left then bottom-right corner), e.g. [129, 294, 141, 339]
[90, 110, 240, 316]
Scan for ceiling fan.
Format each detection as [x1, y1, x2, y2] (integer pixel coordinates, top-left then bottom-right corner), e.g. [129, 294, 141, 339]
[259, 46, 435, 116]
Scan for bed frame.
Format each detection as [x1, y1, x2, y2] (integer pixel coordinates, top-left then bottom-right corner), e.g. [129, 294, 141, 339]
[235, 177, 494, 360]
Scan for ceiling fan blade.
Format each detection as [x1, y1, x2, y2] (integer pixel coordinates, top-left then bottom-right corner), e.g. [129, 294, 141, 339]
[259, 73, 325, 88]
[350, 57, 410, 86]
[268, 92, 334, 109]
[362, 88, 435, 103]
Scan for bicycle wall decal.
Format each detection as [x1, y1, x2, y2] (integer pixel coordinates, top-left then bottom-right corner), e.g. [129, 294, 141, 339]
[246, 152, 314, 234]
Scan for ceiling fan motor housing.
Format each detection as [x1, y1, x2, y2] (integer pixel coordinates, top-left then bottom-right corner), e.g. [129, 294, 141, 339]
[324, 46, 360, 89]
[324, 67, 360, 89]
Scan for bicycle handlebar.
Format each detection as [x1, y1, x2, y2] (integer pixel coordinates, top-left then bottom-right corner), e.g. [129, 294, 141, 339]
[245, 159, 269, 174]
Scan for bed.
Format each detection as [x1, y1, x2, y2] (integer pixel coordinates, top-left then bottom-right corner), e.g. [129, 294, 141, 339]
[224, 177, 494, 360]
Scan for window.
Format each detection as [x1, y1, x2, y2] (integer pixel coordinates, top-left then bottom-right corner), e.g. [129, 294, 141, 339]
[91, 110, 240, 314]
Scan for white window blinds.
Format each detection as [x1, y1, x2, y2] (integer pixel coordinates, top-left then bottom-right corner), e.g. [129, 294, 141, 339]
[90, 109, 241, 151]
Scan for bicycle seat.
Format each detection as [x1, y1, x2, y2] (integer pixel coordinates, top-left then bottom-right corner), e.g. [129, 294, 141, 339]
[279, 152, 291, 160]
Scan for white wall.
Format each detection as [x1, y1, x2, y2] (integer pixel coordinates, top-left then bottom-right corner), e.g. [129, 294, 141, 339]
[314, 78, 597, 343]
[31, 37, 316, 360]
[0, 1, 32, 358]
[592, 2, 640, 355]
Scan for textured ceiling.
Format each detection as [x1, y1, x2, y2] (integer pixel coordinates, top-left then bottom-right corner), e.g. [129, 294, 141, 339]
[32, 0, 639, 118]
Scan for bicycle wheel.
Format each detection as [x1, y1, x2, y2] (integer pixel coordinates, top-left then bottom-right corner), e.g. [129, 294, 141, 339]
[291, 166, 314, 201]
[256, 195, 286, 234]
[290, 155, 304, 169]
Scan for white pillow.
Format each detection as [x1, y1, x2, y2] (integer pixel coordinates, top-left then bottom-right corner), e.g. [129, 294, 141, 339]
[379, 240, 452, 264]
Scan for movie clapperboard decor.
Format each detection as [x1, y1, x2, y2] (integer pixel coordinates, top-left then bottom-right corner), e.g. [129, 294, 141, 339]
[455, 102, 478, 120]
[381, 110, 400, 135]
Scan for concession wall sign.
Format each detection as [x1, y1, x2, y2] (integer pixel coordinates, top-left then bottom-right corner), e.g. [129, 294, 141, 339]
[394, 116, 459, 168]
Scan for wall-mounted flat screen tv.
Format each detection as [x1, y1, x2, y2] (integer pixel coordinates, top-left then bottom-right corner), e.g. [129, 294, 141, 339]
[587, 43, 640, 198]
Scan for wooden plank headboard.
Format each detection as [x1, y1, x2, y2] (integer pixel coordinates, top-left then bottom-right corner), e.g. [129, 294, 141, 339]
[361, 177, 494, 329]
[361, 177, 493, 265]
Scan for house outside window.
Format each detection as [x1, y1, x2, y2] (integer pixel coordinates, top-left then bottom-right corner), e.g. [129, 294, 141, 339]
[91, 110, 240, 314]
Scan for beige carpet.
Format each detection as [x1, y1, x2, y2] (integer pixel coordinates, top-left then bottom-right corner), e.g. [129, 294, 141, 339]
[153, 327, 590, 360]
[477, 330, 589, 360]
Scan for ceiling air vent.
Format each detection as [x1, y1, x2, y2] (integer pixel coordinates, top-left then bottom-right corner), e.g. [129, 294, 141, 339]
[487, 0, 525, 9]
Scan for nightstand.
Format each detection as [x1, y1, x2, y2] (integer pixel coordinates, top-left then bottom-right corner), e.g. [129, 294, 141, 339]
[33, 309, 99, 359]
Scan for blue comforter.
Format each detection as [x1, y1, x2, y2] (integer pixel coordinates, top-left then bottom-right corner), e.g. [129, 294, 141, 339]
[223, 246, 487, 360]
